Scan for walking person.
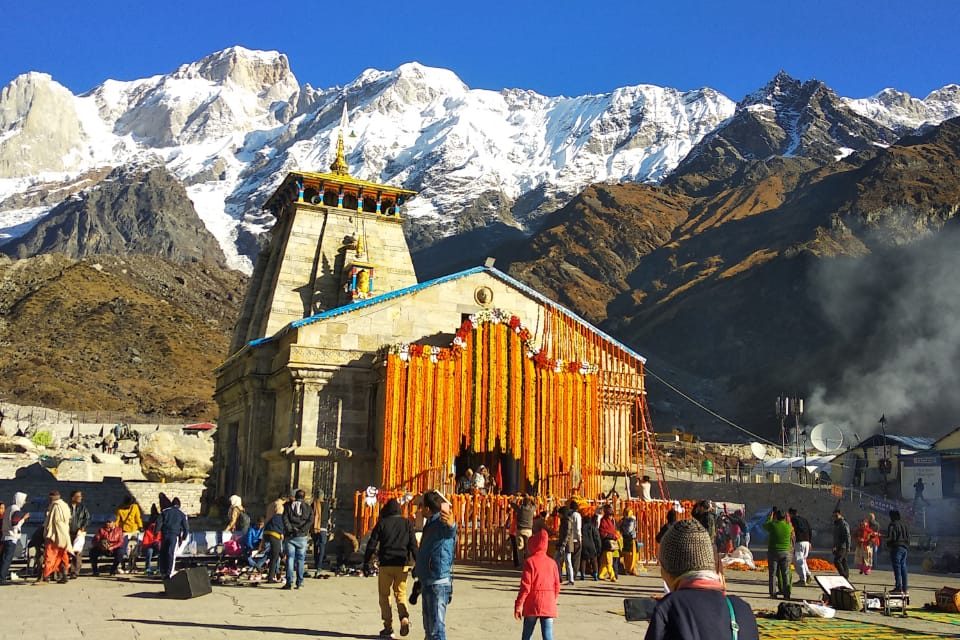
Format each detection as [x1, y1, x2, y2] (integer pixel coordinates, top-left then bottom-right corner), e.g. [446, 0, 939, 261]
[514, 529, 560, 640]
[886, 510, 910, 595]
[264, 497, 285, 583]
[67, 490, 90, 579]
[1, 492, 29, 585]
[763, 508, 792, 599]
[854, 515, 879, 575]
[644, 519, 760, 640]
[620, 506, 640, 576]
[598, 504, 618, 582]
[831, 509, 851, 579]
[867, 512, 880, 569]
[363, 498, 418, 638]
[311, 494, 328, 577]
[40, 491, 72, 584]
[567, 501, 582, 580]
[514, 496, 536, 556]
[554, 506, 575, 585]
[282, 489, 312, 590]
[579, 509, 601, 581]
[158, 497, 189, 579]
[414, 490, 456, 640]
[788, 507, 813, 586]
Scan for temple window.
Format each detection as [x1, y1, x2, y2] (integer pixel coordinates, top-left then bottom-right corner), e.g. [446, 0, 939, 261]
[342, 192, 358, 211]
[362, 194, 378, 213]
[323, 188, 339, 207]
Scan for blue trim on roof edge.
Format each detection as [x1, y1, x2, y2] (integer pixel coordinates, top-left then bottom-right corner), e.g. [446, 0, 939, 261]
[246, 265, 646, 363]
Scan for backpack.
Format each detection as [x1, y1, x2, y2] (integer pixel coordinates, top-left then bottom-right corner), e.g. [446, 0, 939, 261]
[776, 602, 805, 621]
[237, 510, 251, 533]
[830, 587, 865, 611]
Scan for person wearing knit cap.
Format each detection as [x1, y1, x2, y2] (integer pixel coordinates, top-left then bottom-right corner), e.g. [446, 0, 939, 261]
[644, 519, 758, 640]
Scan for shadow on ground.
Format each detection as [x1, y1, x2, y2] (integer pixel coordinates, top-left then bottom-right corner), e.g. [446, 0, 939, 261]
[114, 619, 382, 638]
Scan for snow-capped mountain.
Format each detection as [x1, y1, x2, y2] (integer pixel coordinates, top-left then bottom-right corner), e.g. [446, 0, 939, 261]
[0, 47, 735, 271]
[0, 48, 957, 273]
[844, 84, 960, 132]
[665, 71, 904, 194]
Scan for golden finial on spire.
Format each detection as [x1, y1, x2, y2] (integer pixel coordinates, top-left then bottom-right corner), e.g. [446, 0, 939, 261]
[330, 102, 350, 176]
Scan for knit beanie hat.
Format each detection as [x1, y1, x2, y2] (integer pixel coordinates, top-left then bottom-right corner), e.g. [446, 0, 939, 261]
[658, 518, 715, 576]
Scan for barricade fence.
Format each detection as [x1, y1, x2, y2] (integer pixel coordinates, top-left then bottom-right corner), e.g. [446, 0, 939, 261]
[355, 491, 694, 564]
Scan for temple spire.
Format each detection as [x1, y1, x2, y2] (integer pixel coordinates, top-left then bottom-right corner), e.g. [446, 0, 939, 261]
[330, 102, 350, 176]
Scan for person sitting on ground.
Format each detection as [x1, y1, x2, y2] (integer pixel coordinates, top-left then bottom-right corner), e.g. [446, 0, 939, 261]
[141, 505, 162, 576]
[644, 519, 759, 640]
[89, 519, 125, 576]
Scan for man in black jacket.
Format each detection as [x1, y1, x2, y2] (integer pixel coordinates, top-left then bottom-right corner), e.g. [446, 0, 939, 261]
[282, 489, 312, 590]
[832, 510, 851, 579]
[68, 490, 91, 578]
[364, 498, 418, 638]
[788, 507, 813, 586]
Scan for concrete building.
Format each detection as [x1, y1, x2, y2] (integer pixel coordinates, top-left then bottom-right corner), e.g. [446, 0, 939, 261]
[212, 127, 656, 522]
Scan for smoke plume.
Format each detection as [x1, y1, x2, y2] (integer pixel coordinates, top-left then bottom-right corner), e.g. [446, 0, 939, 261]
[807, 226, 960, 441]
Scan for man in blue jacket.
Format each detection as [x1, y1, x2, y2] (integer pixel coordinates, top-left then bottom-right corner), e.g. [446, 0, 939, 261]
[158, 497, 189, 578]
[414, 490, 457, 640]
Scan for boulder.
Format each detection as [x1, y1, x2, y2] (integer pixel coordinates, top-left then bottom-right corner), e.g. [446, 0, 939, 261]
[91, 452, 124, 465]
[0, 436, 41, 455]
[138, 431, 213, 482]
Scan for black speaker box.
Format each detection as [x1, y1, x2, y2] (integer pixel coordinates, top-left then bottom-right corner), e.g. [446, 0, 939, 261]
[623, 597, 658, 621]
[164, 567, 212, 599]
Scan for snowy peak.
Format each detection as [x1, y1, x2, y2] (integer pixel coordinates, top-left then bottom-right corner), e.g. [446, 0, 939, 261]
[845, 83, 960, 131]
[173, 46, 299, 100]
[668, 71, 901, 193]
[0, 72, 88, 177]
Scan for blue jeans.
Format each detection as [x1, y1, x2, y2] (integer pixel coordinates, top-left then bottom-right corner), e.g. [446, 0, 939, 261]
[143, 545, 158, 572]
[522, 617, 554, 640]
[285, 536, 308, 587]
[421, 581, 452, 640]
[890, 546, 908, 592]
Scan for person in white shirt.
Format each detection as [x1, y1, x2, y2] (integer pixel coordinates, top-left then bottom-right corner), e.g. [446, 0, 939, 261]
[568, 500, 583, 580]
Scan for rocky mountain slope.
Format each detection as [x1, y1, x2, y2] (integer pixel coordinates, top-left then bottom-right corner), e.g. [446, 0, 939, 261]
[1, 165, 225, 265]
[504, 116, 960, 437]
[0, 253, 245, 418]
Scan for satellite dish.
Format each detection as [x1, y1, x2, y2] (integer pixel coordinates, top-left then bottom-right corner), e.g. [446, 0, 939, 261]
[810, 423, 844, 453]
[750, 442, 767, 459]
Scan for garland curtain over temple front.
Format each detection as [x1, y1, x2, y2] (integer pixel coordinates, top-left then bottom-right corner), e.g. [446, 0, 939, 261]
[379, 308, 645, 496]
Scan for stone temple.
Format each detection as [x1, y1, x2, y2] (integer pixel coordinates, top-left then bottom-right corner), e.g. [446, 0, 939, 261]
[212, 119, 658, 522]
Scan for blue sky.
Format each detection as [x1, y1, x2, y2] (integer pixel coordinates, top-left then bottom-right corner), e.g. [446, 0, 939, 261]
[2, 0, 958, 99]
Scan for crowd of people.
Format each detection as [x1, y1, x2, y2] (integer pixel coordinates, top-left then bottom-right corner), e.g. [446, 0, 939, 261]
[0, 484, 918, 639]
[0, 489, 191, 584]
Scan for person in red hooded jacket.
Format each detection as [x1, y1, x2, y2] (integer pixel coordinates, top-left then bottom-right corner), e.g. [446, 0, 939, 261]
[514, 529, 560, 640]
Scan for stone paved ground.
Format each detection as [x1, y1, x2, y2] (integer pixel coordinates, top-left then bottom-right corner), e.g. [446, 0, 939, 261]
[1, 563, 957, 639]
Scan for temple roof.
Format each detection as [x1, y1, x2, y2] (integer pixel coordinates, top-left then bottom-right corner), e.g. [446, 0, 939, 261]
[245, 265, 647, 363]
[264, 169, 417, 212]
